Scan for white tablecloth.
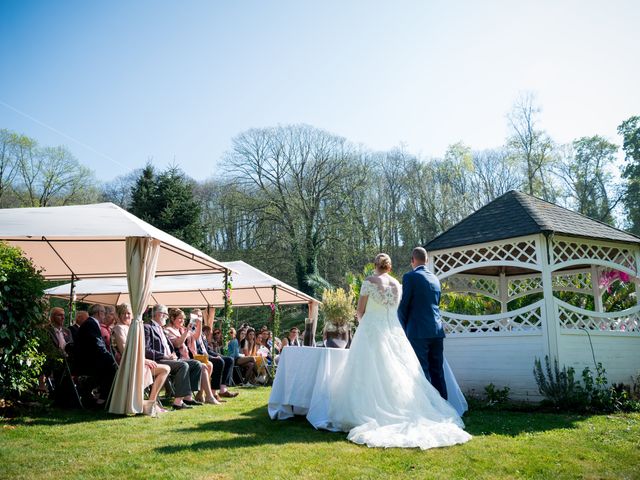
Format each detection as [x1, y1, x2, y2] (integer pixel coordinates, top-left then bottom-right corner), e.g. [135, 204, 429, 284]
[268, 346, 468, 430]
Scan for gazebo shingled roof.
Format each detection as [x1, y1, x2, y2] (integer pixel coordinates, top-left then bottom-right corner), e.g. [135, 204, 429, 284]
[425, 190, 640, 251]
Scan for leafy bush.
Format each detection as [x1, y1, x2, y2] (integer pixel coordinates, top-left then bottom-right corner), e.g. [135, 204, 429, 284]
[484, 383, 511, 407]
[0, 242, 48, 398]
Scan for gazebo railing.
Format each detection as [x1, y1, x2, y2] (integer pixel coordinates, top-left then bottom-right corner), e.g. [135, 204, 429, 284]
[555, 298, 640, 334]
[441, 300, 544, 336]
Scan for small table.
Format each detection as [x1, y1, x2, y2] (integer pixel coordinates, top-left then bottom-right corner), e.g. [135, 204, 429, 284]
[268, 346, 467, 430]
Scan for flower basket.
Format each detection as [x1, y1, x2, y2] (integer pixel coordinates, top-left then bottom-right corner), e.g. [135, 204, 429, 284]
[321, 288, 356, 346]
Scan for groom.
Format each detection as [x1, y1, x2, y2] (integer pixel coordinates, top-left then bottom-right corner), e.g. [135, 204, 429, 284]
[398, 247, 447, 400]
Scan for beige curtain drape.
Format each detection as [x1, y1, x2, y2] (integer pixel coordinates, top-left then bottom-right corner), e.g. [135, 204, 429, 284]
[108, 236, 161, 415]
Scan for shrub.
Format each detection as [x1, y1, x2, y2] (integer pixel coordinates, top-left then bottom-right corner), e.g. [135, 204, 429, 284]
[0, 242, 48, 398]
[534, 356, 640, 413]
[533, 356, 587, 410]
[484, 383, 510, 407]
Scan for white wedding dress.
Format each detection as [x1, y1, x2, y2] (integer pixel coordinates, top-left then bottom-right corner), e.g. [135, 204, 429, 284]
[327, 277, 471, 449]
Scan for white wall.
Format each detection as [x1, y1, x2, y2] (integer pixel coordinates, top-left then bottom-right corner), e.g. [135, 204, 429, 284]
[559, 331, 640, 385]
[445, 333, 546, 401]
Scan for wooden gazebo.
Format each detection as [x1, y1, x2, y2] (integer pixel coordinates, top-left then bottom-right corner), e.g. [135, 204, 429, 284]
[426, 191, 640, 399]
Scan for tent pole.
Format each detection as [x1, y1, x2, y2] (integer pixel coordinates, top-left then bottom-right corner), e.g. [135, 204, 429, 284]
[67, 274, 76, 327]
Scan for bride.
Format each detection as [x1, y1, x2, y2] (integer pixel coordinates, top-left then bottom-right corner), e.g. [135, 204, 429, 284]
[327, 253, 471, 449]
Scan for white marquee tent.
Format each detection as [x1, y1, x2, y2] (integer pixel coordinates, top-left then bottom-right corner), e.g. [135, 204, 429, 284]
[45, 260, 319, 309]
[0, 202, 230, 416]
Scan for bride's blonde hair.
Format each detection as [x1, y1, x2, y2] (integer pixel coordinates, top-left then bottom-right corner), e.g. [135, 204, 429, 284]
[374, 253, 392, 272]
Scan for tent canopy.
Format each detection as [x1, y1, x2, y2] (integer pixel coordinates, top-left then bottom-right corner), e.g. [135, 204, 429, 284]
[0, 202, 228, 279]
[45, 260, 318, 307]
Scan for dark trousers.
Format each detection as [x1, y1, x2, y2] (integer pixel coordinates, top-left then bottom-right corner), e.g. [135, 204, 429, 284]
[208, 354, 233, 389]
[408, 337, 447, 400]
[159, 359, 199, 398]
[184, 359, 203, 392]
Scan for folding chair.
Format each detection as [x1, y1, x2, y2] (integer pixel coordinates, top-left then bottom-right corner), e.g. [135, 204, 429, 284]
[232, 365, 246, 386]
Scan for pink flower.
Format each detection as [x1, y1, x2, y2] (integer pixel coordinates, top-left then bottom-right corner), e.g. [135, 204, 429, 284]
[270, 303, 276, 312]
[599, 269, 631, 294]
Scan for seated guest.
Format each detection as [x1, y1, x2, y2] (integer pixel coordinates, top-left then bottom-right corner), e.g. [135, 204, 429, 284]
[144, 304, 202, 410]
[282, 326, 302, 348]
[198, 321, 238, 399]
[112, 303, 170, 410]
[39, 307, 72, 393]
[226, 328, 239, 356]
[164, 308, 218, 405]
[266, 330, 281, 354]
[242, 327, 267, 382]
[230, 327, 256, 384]
[75, 304, 118, 404]
[69, 310, 88, 343]
[100, 305, 116, 348]
[47, 307, 73, 356]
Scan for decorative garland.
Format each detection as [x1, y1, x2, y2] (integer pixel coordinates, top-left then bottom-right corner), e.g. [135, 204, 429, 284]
[222, 270, 233, 354]
[270, 286, 280, 378]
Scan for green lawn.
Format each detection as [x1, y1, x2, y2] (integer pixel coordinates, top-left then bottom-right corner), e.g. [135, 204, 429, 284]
[1, 388, 639, 480]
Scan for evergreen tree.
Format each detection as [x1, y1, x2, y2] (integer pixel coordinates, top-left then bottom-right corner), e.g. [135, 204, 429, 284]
[129, 163, 157, 223]
[128, 164, 206, 250]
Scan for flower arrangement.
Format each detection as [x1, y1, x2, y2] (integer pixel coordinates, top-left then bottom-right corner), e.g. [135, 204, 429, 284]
[321, 288, 356, 334]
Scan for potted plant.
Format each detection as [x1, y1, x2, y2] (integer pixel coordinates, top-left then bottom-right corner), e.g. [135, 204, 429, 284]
[321, 288, 356, 348]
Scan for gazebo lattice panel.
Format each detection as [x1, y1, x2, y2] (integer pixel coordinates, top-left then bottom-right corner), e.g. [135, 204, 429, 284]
[508, 277, 543, 298]
[557, 302, 640, 333]
[551, 272, 592, 293]
[442, 301, 543, 335]
[442, 276, 499, 299]
[552, 239, 636, 271]
[433, 239, 538, 276]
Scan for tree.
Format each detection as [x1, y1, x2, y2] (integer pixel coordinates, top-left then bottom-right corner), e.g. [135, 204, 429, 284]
[617, 116, 640, 234]
[129, 164, 206, 249]
[0, 242, 48, 397]
[507, 92, 557, 200]
[100, 168, 143, 209]
[227, 124, 367, 295]
[557, 136, 620, 224]
[469, 148, 522, 208]
[0, 129, 20, 208]
[11, 140, 97, 207]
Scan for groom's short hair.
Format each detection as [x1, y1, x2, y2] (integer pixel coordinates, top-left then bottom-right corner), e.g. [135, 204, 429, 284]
[412, 247, 428, 263]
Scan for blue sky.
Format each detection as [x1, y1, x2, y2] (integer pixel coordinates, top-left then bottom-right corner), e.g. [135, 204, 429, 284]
[1, 0, 638, 180]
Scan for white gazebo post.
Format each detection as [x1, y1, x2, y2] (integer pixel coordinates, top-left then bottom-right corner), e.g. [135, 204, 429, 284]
[590, 265, 603, 313]
[540, 233, 560, 363]
[499, 271, 508, 313]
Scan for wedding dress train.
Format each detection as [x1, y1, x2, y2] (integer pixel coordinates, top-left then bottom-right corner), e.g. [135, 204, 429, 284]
[327, 279, 471, 449]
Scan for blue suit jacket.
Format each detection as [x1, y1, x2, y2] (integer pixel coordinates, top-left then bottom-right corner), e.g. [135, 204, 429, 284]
[398, 265, 445, 339]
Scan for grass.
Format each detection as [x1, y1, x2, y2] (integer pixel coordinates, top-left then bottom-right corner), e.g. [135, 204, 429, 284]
[1, 387, 639, 480]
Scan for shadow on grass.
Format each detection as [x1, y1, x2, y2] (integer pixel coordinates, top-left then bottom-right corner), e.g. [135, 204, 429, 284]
[155, 405, 344, 454]
[2, 406, 130, 427]
[462, 409, 590, 437]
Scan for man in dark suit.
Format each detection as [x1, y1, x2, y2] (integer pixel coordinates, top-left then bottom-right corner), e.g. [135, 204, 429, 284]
[69, 310, 88, 344]
[398, 247, 447, 399]
[75, 304, 118, 404]
[144, 304, 202, 409]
